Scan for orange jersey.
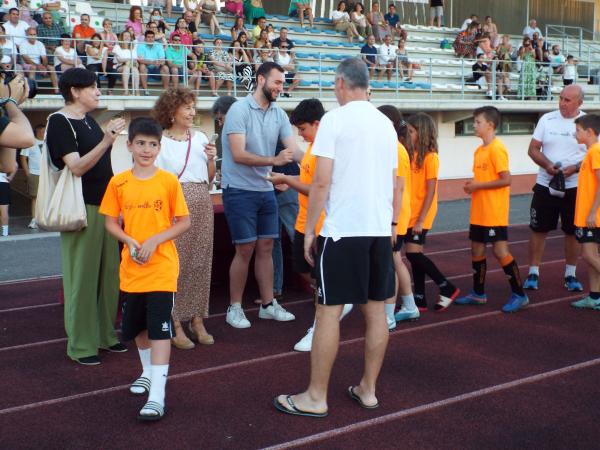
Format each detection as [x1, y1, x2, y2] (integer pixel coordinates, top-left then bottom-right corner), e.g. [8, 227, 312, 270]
[99, 169, 189, 293]
[395, 142, 411, 235]
[72, 25, 97, 39]
[470, 137, 510, 227]
[574, 142, 600, 227]
[295, 143, 326, 235]
[409, 151, 439, 229]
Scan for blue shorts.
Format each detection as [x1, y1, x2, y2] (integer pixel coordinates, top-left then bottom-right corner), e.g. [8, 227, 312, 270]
[222, 187, 279, 244]
[147, 64, 163, 79]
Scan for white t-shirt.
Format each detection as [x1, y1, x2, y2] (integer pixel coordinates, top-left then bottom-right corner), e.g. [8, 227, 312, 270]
[0, 172, 7, 183]
[113, 45, 137, 66]
[549, 53, 565, 69]
[18, 40, 47, 65]
[85, 46, 107, 65]
[460, 18, 472, 31]
[276, 51, 292, 70]
[311, 101, 398, 239]
[3, 20, 30, 46]
[20, 139, 44, 175]
[378, 43, 396, 65]
[156, 132, 210, 183]
[523, 25, 542, 40]
[564, 64, 576, 80]
[331, 11, 349, 22]
[532, 109, 586, 189]
[54, 46, 76, 67]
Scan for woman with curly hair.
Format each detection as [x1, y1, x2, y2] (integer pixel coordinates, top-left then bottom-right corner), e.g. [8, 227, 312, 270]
[152, 87, 217, 349]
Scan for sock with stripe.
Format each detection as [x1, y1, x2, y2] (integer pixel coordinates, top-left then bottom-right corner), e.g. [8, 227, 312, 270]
[401, 294, 417, 311]
[131, 347, 152, 395]
[472, 256, 487, 295]
[501, 254, 525, 297]
[406, 253, 426, 308]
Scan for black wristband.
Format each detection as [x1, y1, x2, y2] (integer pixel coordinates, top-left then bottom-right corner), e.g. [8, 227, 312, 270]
[391, 222, 398, 226]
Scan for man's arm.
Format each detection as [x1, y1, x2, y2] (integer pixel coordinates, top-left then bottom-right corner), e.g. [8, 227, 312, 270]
[269, 173, 310, 195]
[304, 156, 333, 266]
[528, 138, 559, 176]
[228, 133, 293, 166]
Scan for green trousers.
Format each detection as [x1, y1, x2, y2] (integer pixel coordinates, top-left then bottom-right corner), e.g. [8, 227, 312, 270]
[61, 204, 120, 360]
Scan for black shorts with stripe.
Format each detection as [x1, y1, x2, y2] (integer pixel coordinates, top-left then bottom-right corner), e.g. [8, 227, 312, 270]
[404, 228, 429, 245]
[575, 227, 600, 244]
[469, 225, 508, 243]
[316, 236, 395, 305]
[120, 291, 175, 341]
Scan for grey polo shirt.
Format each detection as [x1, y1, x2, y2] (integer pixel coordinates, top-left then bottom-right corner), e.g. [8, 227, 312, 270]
[221, 94, 293, 192]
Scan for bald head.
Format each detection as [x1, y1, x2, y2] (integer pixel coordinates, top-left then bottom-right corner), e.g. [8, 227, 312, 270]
[559, 85, 584, 119]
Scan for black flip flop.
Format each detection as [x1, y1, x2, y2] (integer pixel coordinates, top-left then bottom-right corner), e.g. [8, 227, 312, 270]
[347, 386, 379, 409]
[273, 395, 328, 418]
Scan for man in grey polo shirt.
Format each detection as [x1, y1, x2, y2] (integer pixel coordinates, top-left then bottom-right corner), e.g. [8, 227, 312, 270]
[222, 61, 303, 329]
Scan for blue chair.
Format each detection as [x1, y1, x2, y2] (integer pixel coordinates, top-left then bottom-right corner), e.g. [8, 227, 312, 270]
[322, 29, 337, 35]
[416, 82, 432, 90]
[298, 65, 313, 72]
[370, 81, 386, 89]
[316, 80, 333, 87]
[299, 80, 312, 87]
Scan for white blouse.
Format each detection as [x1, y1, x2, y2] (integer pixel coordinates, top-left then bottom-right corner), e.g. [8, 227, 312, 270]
[156, 131, 210, 183]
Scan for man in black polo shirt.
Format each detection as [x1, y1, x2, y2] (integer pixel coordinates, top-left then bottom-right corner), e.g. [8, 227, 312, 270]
[360, 34, 378, 78]
[272, 27, 295, 53]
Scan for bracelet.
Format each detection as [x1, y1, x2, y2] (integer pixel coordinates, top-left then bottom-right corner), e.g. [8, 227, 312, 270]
[391, 222, 398, 226]
[0, 97, 17, 106]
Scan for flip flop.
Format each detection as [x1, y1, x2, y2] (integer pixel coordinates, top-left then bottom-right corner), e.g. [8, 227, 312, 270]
[347, 386, 379, 409]
[273, 395, 328, 418]
[129, 376, 151, 396]
[137, 401, 166, 422]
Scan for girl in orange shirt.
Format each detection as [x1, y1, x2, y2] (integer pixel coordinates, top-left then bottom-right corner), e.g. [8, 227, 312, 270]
[405, 113, 459, 312]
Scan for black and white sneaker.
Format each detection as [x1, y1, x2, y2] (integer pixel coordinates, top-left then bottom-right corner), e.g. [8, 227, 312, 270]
[76, 355, 101, 365]
[106, 343, 128, 353]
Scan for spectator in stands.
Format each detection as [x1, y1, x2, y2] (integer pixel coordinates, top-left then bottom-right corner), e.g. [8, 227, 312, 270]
[377, 33, 396, 81]
[113, 30, 139, 95]
[72, 14, 96, 55]
[99, 19, 118, 95]
[209, 37, 234, 95]
[19, 123, 44, 230]
[333, 1, 363, 43]
[18, 0, 37, 28]
[367, 1, 389, 43]
[231, 38, 254, 91]
[275, 40, 299, 97]
[85, 34, 108, 89]
[351, 3, 371, 39]
[251, 16, 267, 40]
[453, 21, 478, 59]
[150, 8, 171, 33]
[244, 0, 266, 25]
[54, 34, 83, 75]
[460, 13, 477, 31]
[272, 27, 295, 53]
[0, 24, 18, 62]
[20, 26, 58, 92]
[188, 39, 216, 92]
[466, 53, 487, 88]
[482, 16, 499, 48]
[126, 6, 145, 40]
[288, 0, 314, 29]
[183, 0, 202, 28]
[199, 0, 222, 36]
[563, 55, 577, 86]
[171, 17, 194, 46]
[523, 19, 542, 40]
[253, 45, 273, 72]
[147, 21, 168, 46]
[532, 32, 548, 62]
[360, 33, 377, 77]
[549, 45, 565, 75]
[231, 16, 248, 41]
[237, 30, 251, 52]
[253, 28, 271, 53]
[225, 0, 244, 18]
[4, 7, 29, 46]
[429, 0, 443, 27]
[396, 38, 415, 81]
[39, 0, 62, 26]
[166, 35, 188, 89]
[266, 23, 276, 42]
[137, 30, 169, 95]
[182, 10, 198, 36]
[37, 11, 64, 56]
[495, 34, 513, 93]
[518, 36, 537, 99]
[384, 4, 407, 41]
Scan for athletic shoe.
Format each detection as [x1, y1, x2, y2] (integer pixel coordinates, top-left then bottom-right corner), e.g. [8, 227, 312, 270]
[387, 315, 396, 331]
[455, 291, 488, 306]
[435, 287, 460, 311]
[76, 355, 101, 365]
[258, 299, 295, 321]
[571, 296, 600, 309]
[226, 304, 251, 328]
[106, 343, 128, 353]
[394, 307, 420, 322]
[564, 276, 584, 292]
[340, 303, 353, 320]
[523, 274, 539, 290]
[27, 219, 37, 229]
[501, 293, 529, 313]
[293, 327, 314, 352]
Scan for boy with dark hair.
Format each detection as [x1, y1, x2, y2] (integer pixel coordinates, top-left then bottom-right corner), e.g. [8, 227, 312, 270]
[99, 117, 190, 421]
[571, 114, 600, 310]
[456, 106, 529, 313]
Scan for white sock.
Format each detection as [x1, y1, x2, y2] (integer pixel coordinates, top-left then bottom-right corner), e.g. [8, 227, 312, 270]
[1, 225, 8, 236]
[130, 348, 152, 395]
[147, 364, 169, 406]
[528, 266, 539, 276]
[401, 294, 417, 311]
[565, 265, 576, 278]
[384, 303, 396, 321]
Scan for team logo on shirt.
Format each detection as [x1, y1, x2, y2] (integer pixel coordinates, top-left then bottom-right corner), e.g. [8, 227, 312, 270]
[587, 230, 593, 237]
[161, 322, 170, 332]
[317, 287, 323, 298]
[154, 200, 163, 211]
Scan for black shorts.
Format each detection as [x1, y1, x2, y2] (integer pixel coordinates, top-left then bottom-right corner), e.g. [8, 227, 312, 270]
[575, 227, 600, 244]
[469, 225, 508, 243]
[120, 291, 175, 341]
[529, 183, 577, 235]
[293, 231, 315, 276]
[0, 183, 9, 205]
[392, 235, 406, 252]
[404, 228, 429, 245]
[316, 236, 395, 305]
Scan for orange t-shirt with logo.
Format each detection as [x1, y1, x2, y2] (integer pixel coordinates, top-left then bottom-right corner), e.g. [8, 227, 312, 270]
[99, 169, 190, 293]
[294, 143, 326, 235]
[575, 142, 600, 227]
[72, 24, 97, 40]
[470, 137, 510, 227]
[409, 151, 438, 229]
[396, 142, 411, 236]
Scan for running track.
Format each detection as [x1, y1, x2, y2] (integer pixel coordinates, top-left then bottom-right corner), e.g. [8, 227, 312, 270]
[1, 225, 599, 449]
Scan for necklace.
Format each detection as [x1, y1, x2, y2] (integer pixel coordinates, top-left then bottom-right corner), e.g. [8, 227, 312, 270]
[165, 129, 190, 142]
[64, 108, 92, 130]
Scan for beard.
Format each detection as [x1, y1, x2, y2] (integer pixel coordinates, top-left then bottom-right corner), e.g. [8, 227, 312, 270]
[262, 83, 278, 103]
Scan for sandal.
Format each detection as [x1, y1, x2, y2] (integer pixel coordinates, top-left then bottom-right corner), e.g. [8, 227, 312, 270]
[188, 322, 214, 345]
[137, 401, 165, 421]
[273, 395, 328, 418]
[129, 376, 151, 396]
[348, 386, 379, 409]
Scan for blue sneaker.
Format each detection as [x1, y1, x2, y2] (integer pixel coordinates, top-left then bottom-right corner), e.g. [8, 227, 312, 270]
[455, 291, 487, 305]
[502, 293, 529, 313]
[394, 307, 420, 322]
[564, 276, 583, 292]
[523, 274, 539, 290]
[571, 296, 600, 309]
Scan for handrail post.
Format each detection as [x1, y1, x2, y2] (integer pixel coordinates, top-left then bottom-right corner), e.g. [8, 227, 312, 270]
[460, 57, 464, 100]
[318, 52, 322, 99]
[232, 50, 237, 97]
[492, 59, 497, 101]
[428, 57, 432, 98]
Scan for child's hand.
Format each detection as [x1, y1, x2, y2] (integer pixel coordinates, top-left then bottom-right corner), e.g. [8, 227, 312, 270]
[204, 143, 217, 161]
[137, 237, 159, 264]
[463, 180, 476, 194]
[413, 221, 424, 235]
[586, 213, 597, 229]
[268, 172, 287, 185]
[125, 238, 142, 264]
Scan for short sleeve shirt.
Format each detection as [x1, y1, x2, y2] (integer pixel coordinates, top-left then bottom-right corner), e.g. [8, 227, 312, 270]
[72, 24, 96, 40]
[470, 138, 510, 227]
[53, 46, 76, 67]
[574, 143, 600, 227]
[272, 37, 295, 50]
[18, 40, 47, 64]
[20, 139, 44, 175]
[384, 13, 400, 27]
[137, 43, 165, 62]
[360, 44, 377, 64]
[221, 95, 293, 191]
[409, 151, 439, 229]
[99, 169, 189, 293]
[295, 143, 325, 235]
[396, 142, 411, 236]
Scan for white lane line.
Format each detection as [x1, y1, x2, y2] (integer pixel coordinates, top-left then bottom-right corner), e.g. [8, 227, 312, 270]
[426, 234, 563, 257]
[0, 303, 59, 314]
[0, 275, 61, 286]
[0, 293, 581, 416]
[263, 356, 600, 450]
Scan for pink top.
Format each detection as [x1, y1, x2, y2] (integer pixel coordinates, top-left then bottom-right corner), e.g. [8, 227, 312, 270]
[100, 31, 118, 52]
[170, 29, 193, 46]
[126, 19, 143, 37]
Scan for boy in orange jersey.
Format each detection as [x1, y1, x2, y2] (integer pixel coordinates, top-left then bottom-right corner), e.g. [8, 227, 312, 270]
[269, 98, 352, 352]
[571, 114, 600, 310]
[455, 106, 529, 313]
[99, 117, 191, 421]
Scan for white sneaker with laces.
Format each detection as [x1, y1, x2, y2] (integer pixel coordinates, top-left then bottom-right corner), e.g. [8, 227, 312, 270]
[226, 304, 251, 328]
[258, 299, 295, 321]
[293, 327, 314, 352]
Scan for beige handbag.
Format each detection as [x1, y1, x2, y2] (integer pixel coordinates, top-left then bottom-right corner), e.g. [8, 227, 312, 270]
[35, 113, 87, 232]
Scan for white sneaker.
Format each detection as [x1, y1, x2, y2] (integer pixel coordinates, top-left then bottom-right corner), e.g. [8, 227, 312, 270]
[258, 299, 295, 321]
[340, 303, 353, 320]
[387, 315, 397, 331]
[293, 327, 314, 352]
[226, 304, 251, 328]
[28, 218, 37, 229]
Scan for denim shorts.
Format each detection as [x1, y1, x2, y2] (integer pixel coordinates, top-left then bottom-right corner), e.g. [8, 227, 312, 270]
[222, 187, 279, 244]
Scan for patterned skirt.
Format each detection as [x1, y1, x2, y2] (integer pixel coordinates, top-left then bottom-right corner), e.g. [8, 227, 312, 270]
[173, 182, 214, 320]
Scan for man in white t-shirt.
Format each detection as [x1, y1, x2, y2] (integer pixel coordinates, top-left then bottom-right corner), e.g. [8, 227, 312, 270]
[523, 19, 543, 40]
[19, 27, 58, 92]
[274, 57, 398, 417]
[19, 124, 45, 229]
[3, 7, 30, 46]
[524, 84, 586, 292]
[377, 34, 396, 81]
